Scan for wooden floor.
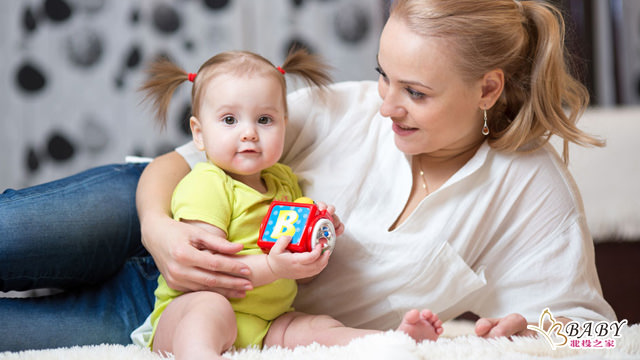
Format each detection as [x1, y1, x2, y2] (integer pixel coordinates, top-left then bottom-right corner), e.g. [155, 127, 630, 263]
[594, 240, 640, 324]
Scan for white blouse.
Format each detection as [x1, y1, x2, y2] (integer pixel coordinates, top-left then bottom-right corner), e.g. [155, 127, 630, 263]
[176, 81, 615, 330]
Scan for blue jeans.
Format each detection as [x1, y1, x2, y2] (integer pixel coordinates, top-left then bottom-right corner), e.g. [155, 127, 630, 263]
[0, 164, 159, 351]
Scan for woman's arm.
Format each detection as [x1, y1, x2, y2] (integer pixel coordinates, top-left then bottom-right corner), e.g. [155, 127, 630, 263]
[136, 151, 252, 297]
[183, 220, 330, 288]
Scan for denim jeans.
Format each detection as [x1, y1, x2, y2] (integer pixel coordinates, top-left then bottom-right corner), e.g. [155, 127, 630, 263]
[0, 164, 159, 351]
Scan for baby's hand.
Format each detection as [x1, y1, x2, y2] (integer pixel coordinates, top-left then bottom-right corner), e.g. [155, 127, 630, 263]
[314, 201, 345, 237]
[266, 236, 330, 279]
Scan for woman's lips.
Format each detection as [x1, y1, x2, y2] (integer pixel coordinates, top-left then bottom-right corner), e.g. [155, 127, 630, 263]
[392, 122, 418, 136]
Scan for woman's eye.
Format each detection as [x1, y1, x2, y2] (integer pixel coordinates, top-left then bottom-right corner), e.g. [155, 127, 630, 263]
[223, 116, 237, 125]
[375, 67, 390, 85]
[258, 116, 272, 125]
[406, 87, 425, 99]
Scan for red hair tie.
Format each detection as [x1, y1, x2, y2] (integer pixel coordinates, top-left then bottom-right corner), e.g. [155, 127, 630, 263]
[187, 73, 197, 82]
[276, 66, 286, 75]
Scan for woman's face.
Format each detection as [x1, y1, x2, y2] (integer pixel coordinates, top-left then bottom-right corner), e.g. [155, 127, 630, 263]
[377, 15, 486, 156]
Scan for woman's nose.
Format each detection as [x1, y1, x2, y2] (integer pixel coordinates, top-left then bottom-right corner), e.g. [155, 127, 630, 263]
[379, 88, 406, 118]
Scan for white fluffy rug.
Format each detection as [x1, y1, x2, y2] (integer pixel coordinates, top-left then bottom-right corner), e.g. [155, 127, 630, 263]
[2, 321, 639, 360]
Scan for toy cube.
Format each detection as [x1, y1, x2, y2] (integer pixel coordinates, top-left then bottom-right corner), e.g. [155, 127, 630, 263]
[258, 200, 336, 253]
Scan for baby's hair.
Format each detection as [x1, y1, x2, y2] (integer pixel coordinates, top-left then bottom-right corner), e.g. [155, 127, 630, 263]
[139, 49, 332, 129]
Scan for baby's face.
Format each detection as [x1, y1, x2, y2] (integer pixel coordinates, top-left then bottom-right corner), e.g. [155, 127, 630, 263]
[192, 72, 287, 179]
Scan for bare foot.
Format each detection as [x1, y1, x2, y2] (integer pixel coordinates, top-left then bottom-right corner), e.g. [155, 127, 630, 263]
[475, 314, 530, 338]
[474, 317, 494, 337]
[397, 309, 443, 342]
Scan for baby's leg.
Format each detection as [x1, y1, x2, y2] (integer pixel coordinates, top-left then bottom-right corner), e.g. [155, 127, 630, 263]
[153, 291, 237, 360]
[397, 309, 443, 342]
[264, 310, 442, 349]
[264, 312, 380, 348]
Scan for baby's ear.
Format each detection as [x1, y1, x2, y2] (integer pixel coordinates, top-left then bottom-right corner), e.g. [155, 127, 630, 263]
[190, 116, 205, 150]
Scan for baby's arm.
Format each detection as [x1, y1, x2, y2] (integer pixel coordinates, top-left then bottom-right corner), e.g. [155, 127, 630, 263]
[239, 236, 331, 288]
[184, 220, 330, 288]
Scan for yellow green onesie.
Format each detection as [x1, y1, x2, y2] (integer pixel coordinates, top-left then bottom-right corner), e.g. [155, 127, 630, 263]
[149, 161, 303, 349]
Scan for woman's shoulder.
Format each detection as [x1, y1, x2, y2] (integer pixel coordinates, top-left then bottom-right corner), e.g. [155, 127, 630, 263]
[491, 141, 565, 173]
[175, 141, 206, 169]
[287, 80, 379, 103]
[287, 81, 381, 125]
[490, 142, 581, 202]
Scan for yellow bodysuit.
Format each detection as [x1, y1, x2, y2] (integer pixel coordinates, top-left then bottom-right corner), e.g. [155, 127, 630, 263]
[149, 161, 303, 349]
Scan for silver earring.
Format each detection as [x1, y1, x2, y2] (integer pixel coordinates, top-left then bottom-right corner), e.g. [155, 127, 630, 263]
[482, 108, 490, 136]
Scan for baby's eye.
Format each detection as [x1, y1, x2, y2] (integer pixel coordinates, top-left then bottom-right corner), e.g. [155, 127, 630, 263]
[258, 116, 273, 125]
[375, 66, 386, 78]
[223, 116, 237, 125]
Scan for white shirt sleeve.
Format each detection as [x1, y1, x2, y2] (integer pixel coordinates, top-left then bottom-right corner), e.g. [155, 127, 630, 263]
[175, 141, 206, 169]
[457, 145, 616, 323]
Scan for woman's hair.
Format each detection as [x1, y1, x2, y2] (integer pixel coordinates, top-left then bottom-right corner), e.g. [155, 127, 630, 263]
[390, 0, 604, 162]
[140, 49, 332, 129]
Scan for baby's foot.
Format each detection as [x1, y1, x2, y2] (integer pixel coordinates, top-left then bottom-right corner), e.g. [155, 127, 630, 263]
[397, 309, 443, 342]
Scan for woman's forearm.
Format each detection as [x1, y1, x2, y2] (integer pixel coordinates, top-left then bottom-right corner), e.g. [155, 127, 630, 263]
[136, 151, 252, 295]
[136, 151, 190, 229]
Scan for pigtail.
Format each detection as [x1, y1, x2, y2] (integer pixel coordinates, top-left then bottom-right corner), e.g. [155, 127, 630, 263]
[139, 57, 190, 129]
[279, 48, 332, 89]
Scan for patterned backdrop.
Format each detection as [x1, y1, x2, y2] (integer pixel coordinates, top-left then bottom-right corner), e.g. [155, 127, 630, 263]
[0, 0, 387, 190]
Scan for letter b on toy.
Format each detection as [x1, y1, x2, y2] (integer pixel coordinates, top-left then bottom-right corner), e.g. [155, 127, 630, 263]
[270, 210, 299, 239]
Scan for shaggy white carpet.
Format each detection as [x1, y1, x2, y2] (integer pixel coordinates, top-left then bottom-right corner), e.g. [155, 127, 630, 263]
[1, 321, 639, 360]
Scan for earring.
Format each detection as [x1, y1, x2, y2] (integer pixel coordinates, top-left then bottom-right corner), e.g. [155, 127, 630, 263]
[482, 107, 490, 136]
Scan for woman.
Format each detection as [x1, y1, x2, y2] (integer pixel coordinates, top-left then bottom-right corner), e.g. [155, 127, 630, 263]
[0, 0, 614, 350]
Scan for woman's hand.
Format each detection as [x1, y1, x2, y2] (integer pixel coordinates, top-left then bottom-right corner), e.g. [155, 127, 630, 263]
[475, 313, 536, 338]
[142, 215, 253, 297]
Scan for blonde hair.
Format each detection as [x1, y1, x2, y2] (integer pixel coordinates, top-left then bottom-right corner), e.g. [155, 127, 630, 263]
[140, 49, 332, 129]
[390, 0, 604, 162]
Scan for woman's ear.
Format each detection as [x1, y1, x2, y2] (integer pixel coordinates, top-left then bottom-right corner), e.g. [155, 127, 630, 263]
[479, 69, 504, 109]
[190, 116, 205, 151]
